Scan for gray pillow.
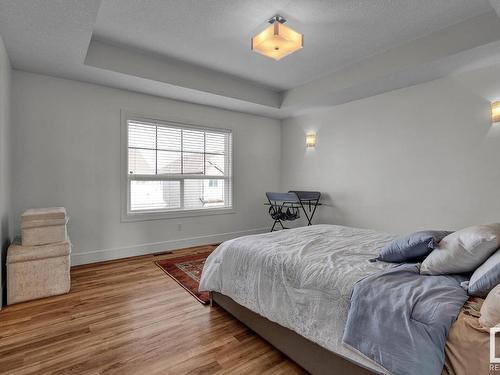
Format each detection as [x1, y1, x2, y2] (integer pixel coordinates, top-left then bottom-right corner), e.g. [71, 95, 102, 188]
[421, 223, 500, 275]
[467, 248, 500, 297]
[378, 230, 452, 263]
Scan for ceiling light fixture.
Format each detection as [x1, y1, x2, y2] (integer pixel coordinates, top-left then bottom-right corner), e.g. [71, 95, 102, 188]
[251, 15, 303, 61]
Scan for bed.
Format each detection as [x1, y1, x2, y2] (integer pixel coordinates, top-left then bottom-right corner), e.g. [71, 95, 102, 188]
[199, 224, 469, 375]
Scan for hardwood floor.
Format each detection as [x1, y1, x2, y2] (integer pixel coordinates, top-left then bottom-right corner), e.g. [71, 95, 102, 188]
[0, 245, 306, 375]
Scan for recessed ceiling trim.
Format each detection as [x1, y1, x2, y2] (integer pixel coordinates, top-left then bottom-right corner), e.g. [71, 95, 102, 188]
[281, 11, 500, 113]
[85, 39, 282, 109]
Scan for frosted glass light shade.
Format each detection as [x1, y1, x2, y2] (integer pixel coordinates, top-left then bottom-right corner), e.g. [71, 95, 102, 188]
[251, 22, 303, 61]
[492, 102, 500, 123]
[306, 133, 316, 148]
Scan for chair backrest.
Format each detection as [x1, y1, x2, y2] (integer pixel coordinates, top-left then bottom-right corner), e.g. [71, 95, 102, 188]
[288, 191, 321, 201]
[266, 192, 300, 203]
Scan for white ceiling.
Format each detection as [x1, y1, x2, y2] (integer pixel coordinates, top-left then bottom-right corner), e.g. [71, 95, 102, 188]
[94, 0, 493, 90]
[1, 0, 500, 119]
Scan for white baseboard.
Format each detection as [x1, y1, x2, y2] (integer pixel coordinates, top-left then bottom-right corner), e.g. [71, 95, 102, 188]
[71, 227, 268, 266]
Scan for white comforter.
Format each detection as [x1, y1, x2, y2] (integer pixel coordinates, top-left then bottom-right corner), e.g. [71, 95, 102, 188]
[199, 224, 397, 373]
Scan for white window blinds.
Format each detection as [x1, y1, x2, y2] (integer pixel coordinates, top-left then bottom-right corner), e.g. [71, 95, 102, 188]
[126, 119, 232, 214]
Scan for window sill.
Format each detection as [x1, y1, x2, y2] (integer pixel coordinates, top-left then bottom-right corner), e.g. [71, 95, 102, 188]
[121, 207, 235, 222]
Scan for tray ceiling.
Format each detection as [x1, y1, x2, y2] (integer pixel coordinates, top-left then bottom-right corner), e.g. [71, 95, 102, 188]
[94, 0, 492, 90]
[1, 0, 500, 118]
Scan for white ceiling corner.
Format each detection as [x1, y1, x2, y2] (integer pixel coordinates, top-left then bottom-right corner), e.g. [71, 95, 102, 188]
[0, 0, 102, 73]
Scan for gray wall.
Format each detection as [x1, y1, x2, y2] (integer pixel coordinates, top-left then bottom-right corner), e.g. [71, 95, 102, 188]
[0, 35, 12, 308]
[9, 57, 500, 268]
[11, 71, 281, 265]
[281, 75, 500, 233]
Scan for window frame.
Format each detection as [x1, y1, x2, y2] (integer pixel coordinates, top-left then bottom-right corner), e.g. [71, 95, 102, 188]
[121, 111, 235, 222]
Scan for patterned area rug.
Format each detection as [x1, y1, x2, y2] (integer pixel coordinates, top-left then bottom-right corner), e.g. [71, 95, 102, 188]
[155, 248, 215, 305]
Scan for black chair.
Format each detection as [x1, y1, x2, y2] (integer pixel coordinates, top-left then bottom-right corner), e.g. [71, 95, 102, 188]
[266, 192, 301, 232]
[288, 191, 321, 226]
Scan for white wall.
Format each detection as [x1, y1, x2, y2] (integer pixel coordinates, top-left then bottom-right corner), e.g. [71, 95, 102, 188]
[11, 71, 281, 265]
[10, 59, 500, 267]
[0, 35, 12, 307]
[281, 74, 500, 234]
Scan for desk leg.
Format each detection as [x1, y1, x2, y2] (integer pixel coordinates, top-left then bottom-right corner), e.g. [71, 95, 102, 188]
[308, 199, 320, 225]
[299, 201, 312, 225]
[271, 221, 277, 232]
[298, 200, 319, 226]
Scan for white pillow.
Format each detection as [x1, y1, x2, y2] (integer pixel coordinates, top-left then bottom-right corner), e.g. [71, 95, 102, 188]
[420, 223, 500, 275]
[479, 283, 500, 329]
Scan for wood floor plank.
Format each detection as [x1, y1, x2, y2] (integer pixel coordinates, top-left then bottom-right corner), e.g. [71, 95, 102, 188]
[0, 245, 306, 374]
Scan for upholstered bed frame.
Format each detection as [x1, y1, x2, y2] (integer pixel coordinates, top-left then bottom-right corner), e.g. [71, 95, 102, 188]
[210, 292, 378, 375]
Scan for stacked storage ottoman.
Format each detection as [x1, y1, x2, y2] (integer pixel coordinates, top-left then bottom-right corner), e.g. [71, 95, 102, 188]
[7, 207, 71, 305]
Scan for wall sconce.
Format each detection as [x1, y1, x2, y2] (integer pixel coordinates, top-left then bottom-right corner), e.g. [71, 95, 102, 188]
[306, 133, 316, 148]
[492, 101, 500, 123]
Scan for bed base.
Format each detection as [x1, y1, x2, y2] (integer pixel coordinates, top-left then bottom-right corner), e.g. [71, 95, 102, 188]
[210, 292, 377, 375]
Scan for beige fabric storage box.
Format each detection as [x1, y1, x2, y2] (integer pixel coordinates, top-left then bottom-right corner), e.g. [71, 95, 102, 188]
[21, 207, 68, 246]
[7, 239, 71, 305]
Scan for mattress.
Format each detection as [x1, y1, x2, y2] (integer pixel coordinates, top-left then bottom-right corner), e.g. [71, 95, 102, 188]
[199, 224, 397, 373]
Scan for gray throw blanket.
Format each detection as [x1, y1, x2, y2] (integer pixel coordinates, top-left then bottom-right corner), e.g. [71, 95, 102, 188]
[342, 264, 468, 375]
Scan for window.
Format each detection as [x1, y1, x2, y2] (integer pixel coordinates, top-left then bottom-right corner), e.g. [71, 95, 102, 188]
[124, 116, 232, 219]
